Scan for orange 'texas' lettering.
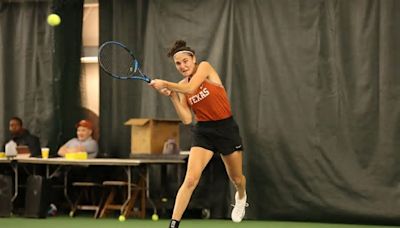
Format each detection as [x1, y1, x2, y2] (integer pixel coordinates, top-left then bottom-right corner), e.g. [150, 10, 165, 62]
[188, 87, 210, 105]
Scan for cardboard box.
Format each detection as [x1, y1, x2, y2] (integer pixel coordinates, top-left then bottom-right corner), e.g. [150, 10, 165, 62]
[125, 118, 181, 154]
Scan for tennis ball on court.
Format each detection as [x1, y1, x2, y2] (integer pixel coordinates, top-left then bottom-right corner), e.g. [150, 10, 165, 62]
[151, 214, 159, 221]
[47, 13, 61, 26]
[118, 215, 126, 222]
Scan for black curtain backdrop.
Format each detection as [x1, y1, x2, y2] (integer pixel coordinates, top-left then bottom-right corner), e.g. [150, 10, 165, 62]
[0, 0, 83, 155]
[52, 0, 84, 149]
[100, 0, 400, 224]
[99, 0, 150, 158]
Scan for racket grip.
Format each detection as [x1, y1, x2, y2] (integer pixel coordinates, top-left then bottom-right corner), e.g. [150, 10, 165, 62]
[145, 77, 152, 83]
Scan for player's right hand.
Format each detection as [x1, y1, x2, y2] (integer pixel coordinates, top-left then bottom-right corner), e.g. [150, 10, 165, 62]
[160, 88, 172, 96]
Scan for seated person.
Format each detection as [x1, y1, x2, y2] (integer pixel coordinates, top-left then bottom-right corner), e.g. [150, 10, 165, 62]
[2, 116, 41, 157]
[58, 120, 98, 158]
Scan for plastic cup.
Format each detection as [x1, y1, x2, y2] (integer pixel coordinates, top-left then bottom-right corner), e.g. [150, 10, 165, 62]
[41, 148, 50, 159]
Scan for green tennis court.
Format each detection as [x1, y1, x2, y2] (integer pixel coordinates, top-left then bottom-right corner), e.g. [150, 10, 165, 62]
[0, 217, 397, 228]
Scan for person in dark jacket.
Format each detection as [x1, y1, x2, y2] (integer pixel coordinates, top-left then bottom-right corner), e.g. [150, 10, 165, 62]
[3, 116, 41, 157]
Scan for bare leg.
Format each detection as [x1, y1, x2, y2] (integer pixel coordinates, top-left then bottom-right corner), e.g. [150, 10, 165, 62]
[221, 151, 246, 199]
[172, 147, 214, 221]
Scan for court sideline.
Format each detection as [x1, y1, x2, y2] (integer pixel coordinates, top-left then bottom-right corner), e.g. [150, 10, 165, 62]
[0, 217, 397, 228]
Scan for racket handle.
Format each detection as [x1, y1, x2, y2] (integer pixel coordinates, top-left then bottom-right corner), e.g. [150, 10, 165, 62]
[144, 77, 152, 83]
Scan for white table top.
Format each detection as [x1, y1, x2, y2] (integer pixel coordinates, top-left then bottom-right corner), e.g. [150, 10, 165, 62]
[14, 156, 186, 166]
[0, 158, 12, 163]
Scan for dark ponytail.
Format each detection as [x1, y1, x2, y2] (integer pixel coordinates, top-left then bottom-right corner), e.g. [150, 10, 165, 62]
[167, 40, 195, 57]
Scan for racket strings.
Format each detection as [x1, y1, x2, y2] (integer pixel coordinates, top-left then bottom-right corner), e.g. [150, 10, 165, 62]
[99, 44, 137, 77]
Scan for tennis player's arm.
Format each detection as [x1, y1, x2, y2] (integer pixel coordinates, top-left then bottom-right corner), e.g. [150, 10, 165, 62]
[170, 91, 192, 125]
[165, 61, 211, 94]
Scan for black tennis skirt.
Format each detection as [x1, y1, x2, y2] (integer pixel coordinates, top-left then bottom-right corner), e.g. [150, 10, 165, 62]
[191, 116, 243, 155]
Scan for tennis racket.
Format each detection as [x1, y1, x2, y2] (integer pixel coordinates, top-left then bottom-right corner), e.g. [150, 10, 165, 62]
[98, 41, 151, 83]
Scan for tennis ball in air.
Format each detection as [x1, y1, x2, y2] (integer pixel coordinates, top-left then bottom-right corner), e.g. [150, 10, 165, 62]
[151, 214, 159, 221]
[47, 13, 61, 26]
[118, 215, 126, 222]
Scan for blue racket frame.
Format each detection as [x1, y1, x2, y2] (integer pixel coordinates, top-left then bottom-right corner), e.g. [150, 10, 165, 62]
[98, 41, 151, 83]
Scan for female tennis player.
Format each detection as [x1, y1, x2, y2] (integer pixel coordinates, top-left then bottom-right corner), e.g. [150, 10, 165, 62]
[149, 40, 248, 228]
